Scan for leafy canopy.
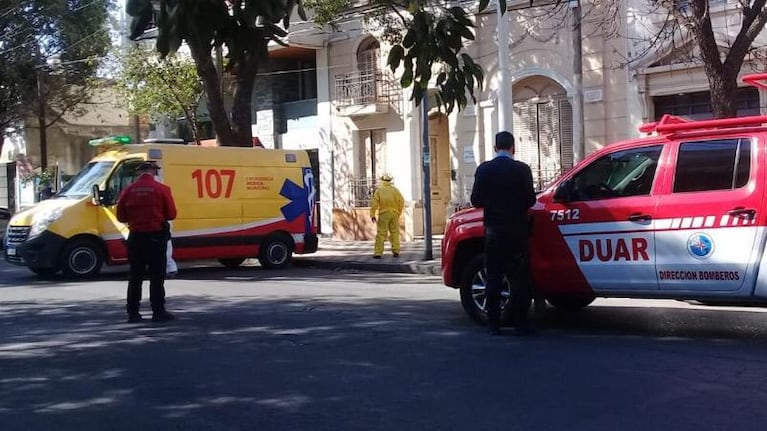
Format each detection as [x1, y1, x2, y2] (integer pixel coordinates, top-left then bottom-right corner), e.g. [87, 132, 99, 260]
[0, 0, 112, 130]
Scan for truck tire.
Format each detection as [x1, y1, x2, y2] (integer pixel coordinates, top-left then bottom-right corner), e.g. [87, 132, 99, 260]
[546, 295, 595, 311]
[219, 258, 246, 268]
[258, 234, 293, 269]
[459, 254, 512, 326]
[60, 238, 103, 278]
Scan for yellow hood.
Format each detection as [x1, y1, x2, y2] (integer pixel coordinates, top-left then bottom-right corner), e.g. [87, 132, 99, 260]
[9, 198, 81, 226]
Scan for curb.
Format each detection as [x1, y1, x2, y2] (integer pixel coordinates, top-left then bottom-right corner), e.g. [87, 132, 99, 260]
[294, 257, 441, 276]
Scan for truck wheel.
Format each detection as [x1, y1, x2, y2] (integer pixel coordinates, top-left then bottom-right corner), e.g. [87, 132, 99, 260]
[219, 258, 246, 268]
[546, 295, 595, 311]
[60, 239, 103, 278]
[258, 234, 293, 269]
[459, 255, 512, 325]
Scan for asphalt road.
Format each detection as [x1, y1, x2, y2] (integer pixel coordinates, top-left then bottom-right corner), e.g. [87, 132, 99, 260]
[2, 260, 767, 430]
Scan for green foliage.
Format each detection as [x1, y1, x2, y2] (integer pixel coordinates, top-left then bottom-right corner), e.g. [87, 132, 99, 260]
[303, 0, 351, 26]
[115, 45, 203, 124]
[21, 167, 55, 186]
[0, 0, 112, 132]
[384, 3, 489, 113]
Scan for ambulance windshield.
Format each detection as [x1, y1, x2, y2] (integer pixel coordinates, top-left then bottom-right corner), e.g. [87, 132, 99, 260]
[58, 161, 115, 198]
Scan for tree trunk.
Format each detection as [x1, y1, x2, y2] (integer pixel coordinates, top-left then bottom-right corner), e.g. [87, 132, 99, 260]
[189, 112, 202, 145]
[231, 53, 258, 147]
[710, 71, 739, 119]
[188, 40, 236, 146]
[690, 0, 742, 119]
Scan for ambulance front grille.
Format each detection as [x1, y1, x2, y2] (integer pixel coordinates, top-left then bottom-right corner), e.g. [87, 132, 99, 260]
[6, 226, 30, 244]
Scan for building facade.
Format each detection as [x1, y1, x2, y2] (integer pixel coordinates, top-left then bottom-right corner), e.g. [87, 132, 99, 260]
[269, 1, 767, 241]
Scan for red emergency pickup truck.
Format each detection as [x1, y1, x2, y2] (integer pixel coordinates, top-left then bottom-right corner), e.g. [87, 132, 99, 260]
[442, 73, 767, 325]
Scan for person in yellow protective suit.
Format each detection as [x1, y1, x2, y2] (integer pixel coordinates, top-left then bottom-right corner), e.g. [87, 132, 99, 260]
[370, 174, 405, 259]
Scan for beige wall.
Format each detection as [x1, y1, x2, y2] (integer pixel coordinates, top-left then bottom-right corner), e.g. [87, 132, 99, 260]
[321, 1, 766, 240]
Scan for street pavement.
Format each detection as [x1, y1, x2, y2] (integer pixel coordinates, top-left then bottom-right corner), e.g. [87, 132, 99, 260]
[7, 245, 767, 431]
[2, 260, 767, 430]
[294, 238, 442, 276]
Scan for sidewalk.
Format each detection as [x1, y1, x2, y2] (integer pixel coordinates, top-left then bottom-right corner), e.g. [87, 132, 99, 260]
[294, 237, 442, 276]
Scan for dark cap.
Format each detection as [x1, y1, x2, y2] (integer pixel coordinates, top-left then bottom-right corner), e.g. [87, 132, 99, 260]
[138, 161, 160, 171]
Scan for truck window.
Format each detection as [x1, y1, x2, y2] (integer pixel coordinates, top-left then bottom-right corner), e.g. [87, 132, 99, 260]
[568, 145, 663, 201]
[58, 161, 115, 198]
[107, 159, 145, 203]
[673, 139, 751, 193]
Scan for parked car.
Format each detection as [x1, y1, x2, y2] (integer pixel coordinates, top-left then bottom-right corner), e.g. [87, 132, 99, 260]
[0, 208, 9, 249]
[442, 73, 767, 325]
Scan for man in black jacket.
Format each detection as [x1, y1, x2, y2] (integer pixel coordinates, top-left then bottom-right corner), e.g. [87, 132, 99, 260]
[470, 131, 537, 335]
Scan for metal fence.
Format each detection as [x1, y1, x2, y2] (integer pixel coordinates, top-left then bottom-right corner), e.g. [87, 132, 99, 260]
[533, 167, 569, 192]
[350, 177, 377, 207]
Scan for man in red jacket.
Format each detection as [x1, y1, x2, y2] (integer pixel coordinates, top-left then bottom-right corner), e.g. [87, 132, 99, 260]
[117, 161, 178, 323]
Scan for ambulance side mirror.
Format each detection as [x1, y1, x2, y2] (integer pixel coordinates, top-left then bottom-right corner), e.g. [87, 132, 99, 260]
[554, 180, 574, 203]
[92, 185, 110, 206]
[92, 185, 102, 206]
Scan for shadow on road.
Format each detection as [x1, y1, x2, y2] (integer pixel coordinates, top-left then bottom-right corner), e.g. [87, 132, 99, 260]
[0, 260, 439, 287]
[2, 286, 767, 429]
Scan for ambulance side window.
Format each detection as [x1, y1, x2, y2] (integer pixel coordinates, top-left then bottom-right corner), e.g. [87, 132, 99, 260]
[673, 139, 750, 193]
[565, 146, 663, 201]
[106, 160, 144, 204]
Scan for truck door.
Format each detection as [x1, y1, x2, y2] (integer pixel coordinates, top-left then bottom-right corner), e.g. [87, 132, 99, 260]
[655, 138, 760, 292]
[542, 144, 664, 292]
[97, 158, 144, 261]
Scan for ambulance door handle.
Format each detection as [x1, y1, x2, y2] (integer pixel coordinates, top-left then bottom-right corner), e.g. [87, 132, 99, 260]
[628, 213, 651, 222]
[728, 207, 756, 218]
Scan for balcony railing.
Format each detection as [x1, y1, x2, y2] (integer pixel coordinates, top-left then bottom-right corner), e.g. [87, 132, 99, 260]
[334, 70, 400, 109]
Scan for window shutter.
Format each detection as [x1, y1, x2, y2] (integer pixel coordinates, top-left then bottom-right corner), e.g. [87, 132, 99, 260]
[513, 102, 539, 172]
[558, 99, 574, 171]
[537, 101, 560, 188]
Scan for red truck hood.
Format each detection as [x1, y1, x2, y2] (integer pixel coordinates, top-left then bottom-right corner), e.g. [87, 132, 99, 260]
[449, 207, 483, 225]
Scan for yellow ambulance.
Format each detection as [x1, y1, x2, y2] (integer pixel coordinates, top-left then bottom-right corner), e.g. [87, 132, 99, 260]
[3, 141, 318, 277]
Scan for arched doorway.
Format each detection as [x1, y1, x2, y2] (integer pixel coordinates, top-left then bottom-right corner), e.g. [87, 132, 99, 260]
[428, 112, 451, 234]
[512, 76, 574, 190]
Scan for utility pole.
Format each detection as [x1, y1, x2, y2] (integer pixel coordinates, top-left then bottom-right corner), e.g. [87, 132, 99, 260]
[421, 95, 433, 261]
[36, 68, 48, 170]
[571, 0, 585, 163]
[496, 0, 513, 133]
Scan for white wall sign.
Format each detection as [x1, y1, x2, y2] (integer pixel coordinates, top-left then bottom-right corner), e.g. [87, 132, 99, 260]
[463, 146, 475, 164]
[584, 88, 604, 103]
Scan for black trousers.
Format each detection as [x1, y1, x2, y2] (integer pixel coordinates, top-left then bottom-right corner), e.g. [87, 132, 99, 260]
[126, 231, 167, 315]
[484, 226, 532, 328]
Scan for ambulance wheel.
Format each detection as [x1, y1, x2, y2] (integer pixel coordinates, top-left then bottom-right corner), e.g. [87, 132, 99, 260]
[545, 295, 595, 311]
[219, 258, 246, 268]
[459, 255, 512, 325]
[60, 238, 103, 278]
[258, 234, 293, 269]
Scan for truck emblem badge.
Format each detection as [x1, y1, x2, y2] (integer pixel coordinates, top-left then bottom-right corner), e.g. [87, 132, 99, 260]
[687, 232, 714, 259]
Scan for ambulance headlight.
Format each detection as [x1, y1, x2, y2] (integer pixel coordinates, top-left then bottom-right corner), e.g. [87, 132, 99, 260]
[29, 208, 63, 237]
